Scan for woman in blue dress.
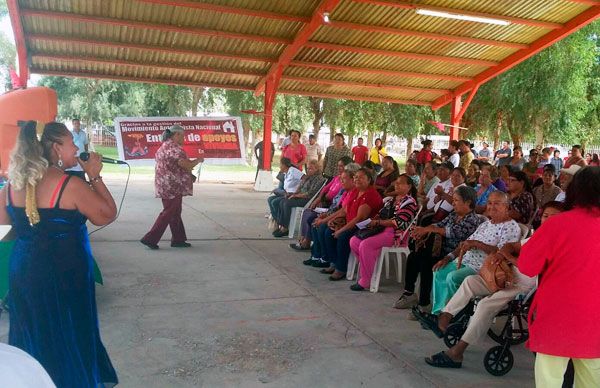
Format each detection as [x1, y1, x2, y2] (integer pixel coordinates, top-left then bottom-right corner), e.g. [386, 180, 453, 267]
[0, 121, 118, 387]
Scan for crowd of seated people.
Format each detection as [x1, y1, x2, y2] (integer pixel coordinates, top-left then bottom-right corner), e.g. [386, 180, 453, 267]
[266, 136, 599, 385]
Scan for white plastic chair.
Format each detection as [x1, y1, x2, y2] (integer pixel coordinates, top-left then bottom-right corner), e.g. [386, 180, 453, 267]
[288, 181, 327, 239]
[347, 205, 423, 293]
[517, 223, 529, 240]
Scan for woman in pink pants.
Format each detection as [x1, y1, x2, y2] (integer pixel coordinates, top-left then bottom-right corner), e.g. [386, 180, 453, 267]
[349, 174, 418, 291]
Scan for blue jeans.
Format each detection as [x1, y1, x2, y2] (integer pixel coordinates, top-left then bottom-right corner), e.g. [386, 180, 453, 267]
[323, 227, 356, 273]
[311, 223, 329, 260]
[268, 195, 285, 220]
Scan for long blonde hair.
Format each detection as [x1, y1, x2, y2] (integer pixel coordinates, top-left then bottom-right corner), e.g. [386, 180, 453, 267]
[8, 121, 71, 225]
[8, 121, 70, 190]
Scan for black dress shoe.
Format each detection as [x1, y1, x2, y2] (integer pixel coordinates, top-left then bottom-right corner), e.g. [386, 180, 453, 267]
[272, 229, 288, 238]
[303, 258, 317, 266]
[311, 260, 331, 268]
[140, 239, 159, 250]
[350, 283, 366, 291]
[171, 242, 192, 248]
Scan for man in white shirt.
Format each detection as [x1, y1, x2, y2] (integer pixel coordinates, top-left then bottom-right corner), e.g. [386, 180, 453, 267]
[447, 140, 460, 168]
[305, 134, 322, 165]
[65, 118, 89, 180]
[267, 157, 304, 221]
[426, 162, 453, 212]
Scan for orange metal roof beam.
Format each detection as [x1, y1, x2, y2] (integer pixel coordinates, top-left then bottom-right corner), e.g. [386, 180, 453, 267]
[352, 0, 562, 29]
[278, 89, 431, 106]
[304, 42, 498, 67]
[281, 75, 449, 94]
[432, 5, 600, 110]
[254, 0, 343, 96]
[7, 0, 28, 86]
[134, 0, 310, 23]
[32, 70, 256, 92]
[328, 20, 528, 49]
[33, 54, 266, 78]
[21, 9, 292, 46]
[289, 61, 472, 82]
[28, 34, 276, 64]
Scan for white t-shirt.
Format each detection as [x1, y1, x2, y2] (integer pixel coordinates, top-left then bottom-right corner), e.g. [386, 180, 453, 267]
[66, 129, 89, 172]
[448, 153, 460, 168]
[0, 343, 56, 387]
[283, 167, 304, 193]
[555, 190, 566, 202]
[461, 219, 521, 271]
[305, 143, 322, 162]
[426, 178, 450, 210]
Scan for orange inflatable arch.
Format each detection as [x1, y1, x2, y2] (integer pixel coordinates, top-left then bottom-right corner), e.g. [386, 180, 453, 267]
[0, 87, 57, 177]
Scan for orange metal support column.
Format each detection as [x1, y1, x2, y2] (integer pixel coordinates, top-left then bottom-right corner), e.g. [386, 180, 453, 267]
[449, 96, 461, 141]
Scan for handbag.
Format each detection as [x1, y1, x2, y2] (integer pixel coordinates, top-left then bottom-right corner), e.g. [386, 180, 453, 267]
[355, 225, 385, 240]
[478, 255, 514, 293]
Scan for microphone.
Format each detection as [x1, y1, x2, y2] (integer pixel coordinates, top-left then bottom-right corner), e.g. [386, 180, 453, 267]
[79, 152, 127, 165]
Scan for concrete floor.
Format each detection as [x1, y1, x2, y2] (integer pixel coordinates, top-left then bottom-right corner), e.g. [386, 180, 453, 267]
[0, 176, 535, 387]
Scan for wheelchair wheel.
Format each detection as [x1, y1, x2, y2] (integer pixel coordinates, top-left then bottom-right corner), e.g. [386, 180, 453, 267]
[444, 322, 465, 348]
[487, 315, 528, 346]
[484, 345, 514, 376]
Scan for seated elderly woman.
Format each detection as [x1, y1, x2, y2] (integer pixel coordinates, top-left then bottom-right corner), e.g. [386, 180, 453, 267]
[413, 191, 521, 321]
[474, 164, 498, 214]
[423, 201, 564, 369]
[394, 186, 484, 312]
[316, 168, 383, 280]
[349, 174, 419, 291]
[267, 157, 303, 227]
[507, 170, 535, 224]
[290, 157, 355, 250]
[272, 159, 327, 237]
[304, 169, 357, 267]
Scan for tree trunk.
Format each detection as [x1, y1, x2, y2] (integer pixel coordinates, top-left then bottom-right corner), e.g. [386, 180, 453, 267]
[309, 97, 324, 138]
[406, 134, 414, 160]
[493, 111, 502, 151]
[191, 87, 203, 116]
[381, 127, 388, 145]
[367, 130, 374, 148]
[347, 134, 354, 148]
[534, 124, 544, 149]
[242, 116, 252, 164]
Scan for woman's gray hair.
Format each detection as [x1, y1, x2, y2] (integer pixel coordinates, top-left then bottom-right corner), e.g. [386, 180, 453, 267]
[344, 163, 361, 174]
[307, 159, 322, 173]
[455, 185, 478, 210]
[162, 124, 185, 142]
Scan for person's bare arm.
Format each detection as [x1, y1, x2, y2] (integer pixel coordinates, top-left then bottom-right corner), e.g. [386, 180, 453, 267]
[70, 153, 118, 226]
[0, 187, 9, 225]
[178, 157, 203, 171]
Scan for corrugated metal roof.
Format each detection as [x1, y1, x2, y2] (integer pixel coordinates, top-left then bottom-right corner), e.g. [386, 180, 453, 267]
[12, 0, 600, 107]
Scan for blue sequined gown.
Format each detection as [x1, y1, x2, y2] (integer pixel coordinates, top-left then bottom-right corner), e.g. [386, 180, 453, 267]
[5, 179, 118, 388]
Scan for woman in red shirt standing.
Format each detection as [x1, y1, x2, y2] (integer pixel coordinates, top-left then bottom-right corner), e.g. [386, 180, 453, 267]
[281, 130, 307, 171]
[141, 125, 203, 249]
[518, 166, 600, 387]
[321, 168, 383, 280]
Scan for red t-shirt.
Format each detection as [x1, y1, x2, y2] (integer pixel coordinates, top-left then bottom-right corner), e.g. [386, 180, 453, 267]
[416, 149, 432, 165]
[282, 143, 307, 170]
[352, 145, 369, 165]
[344, 187, 383, 223]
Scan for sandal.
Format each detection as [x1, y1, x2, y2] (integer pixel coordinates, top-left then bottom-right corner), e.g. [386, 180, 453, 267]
[329, 271, 346, 281]
[413, 308, 444, 338]
[320, 267, 335, 274]
[424, 351, 462, 369]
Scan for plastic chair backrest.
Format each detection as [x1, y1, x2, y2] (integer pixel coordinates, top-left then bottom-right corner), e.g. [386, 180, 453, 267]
[396, 205, 423, 246]
[304, 180, 328, 210]
[517, 223, 529, 240]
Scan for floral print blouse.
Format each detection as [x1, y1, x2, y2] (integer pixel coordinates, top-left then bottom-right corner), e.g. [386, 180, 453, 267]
[154, 139, 193, 199]
[436, 211, 485, 255]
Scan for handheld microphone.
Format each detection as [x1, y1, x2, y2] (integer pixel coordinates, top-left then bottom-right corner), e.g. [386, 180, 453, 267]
[79, 152, 127, 165]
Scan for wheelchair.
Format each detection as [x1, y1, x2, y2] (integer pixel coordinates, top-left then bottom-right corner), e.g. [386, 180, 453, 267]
[442, 289, 535, 376]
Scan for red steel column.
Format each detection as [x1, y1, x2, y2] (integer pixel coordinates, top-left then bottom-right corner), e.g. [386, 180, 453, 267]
[262, 73, 279, 170]
[449, 96, 462, 141]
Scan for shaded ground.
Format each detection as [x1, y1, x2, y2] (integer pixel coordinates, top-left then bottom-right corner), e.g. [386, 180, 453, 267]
[0, 176, 534, 387]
